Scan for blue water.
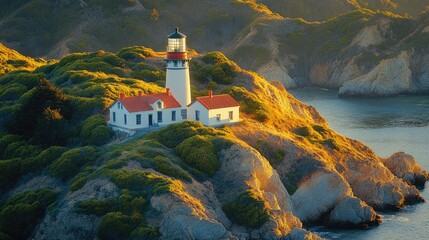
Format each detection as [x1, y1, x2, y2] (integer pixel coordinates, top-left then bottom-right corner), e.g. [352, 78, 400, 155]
[289, 88, 429, 240]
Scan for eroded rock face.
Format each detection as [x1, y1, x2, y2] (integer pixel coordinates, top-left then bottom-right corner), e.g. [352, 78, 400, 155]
[382, 152, 429, 187]
[215, 143, 302, 238]
[34, 179, 120, 240]
[339, 52, 413, 97]
[329, 196, 380, 228]
[151, 194, 235, 240]
[292, 171, 352, 222]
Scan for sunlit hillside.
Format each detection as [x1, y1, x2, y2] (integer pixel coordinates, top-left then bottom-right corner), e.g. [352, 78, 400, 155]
[0, 44, 426, 239]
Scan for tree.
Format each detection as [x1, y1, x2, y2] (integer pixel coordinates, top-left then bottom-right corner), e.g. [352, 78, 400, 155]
[8, 78, 72, 144]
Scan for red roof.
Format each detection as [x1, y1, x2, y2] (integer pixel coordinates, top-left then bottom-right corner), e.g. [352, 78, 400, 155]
[118, 93, 181, 112]
[190, 94, 240, 110]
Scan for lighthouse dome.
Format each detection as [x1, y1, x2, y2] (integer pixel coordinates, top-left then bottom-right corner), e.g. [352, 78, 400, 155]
[168, 27, 186, 39]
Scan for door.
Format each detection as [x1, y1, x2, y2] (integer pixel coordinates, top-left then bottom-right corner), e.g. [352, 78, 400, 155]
[148, 114, 153, 126]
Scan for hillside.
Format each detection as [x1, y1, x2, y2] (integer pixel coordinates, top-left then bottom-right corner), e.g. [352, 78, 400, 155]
[257, 0, 429, 21]
[0, 43, 46, 75]
[0, 45, 427, 239]
[1, 1, 429, 96]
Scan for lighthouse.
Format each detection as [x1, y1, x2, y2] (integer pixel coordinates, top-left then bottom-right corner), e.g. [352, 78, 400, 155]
[165, 27, 191, 119]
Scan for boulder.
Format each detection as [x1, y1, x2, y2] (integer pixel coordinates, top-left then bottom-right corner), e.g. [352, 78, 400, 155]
[382, 152, 429, 187]
[329, 196, 380, 228]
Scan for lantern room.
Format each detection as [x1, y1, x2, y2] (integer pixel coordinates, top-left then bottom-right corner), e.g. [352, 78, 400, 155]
[167, 27, 187, 60]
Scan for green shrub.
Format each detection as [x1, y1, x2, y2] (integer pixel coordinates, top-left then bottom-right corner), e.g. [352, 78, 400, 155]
[0, 158, 22, 192]
[0, 188, 58, 240]
[77, 199, 110, 216]
[49, 146, 97, 180]
[294, 126, 311, 137]
[152, 156, 192, 182]
[0, 135, 22, 157]
[320, 138, 340, 150]
[22, 146, 66, 173]
[150, 121, 220, 148]
[222, 190, 270, 228]
[312, 125, 328, 136]
[254, 140, 285, 165]
[175, 135, 220, 176]
[70, 167, 95, 191]
[207, 81, 218, 90]
[107, 170, 172, 196]
[131, 227, 160, 240]
[98, 212, 141, 240]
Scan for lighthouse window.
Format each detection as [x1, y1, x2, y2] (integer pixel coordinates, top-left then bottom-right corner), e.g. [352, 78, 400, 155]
[124, 114, 127, 125]
[112, 112, 116, 122]
[157, 101, 162, 109]
[117, 102, 120, 109]
[174, 61, 177, 67]
[216, 114, 221, 122]
[229, 111, 233, 120]
[157, 111, 163, 123]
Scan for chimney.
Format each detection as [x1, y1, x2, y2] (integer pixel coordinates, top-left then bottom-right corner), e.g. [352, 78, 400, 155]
[119, 93, 125, 99]
[138, 91, 142, 97]
[166, 88, 171, 96]
[208, 90, 213, 98]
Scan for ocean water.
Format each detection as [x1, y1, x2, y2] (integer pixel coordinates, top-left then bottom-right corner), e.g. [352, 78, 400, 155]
[289, 87, 429, 240]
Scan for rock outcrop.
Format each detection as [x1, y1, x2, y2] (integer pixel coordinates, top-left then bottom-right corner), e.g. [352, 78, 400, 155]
[34, 179, 120, 240]
[339, 52, 413, 97]
[329, 196, 379, 228]
[382, 152, 429, 187]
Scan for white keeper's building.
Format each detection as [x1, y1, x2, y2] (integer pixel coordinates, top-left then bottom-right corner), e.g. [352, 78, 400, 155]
[108, 28, 240, 133]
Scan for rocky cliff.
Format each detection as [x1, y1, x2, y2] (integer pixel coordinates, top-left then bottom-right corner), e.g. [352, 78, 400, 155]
[0, 46, 427, 239]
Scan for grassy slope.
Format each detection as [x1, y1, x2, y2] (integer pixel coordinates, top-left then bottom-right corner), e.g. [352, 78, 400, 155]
[0, 43, 46, 75]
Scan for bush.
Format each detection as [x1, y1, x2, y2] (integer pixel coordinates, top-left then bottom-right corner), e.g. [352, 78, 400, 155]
[70, 167, 95, 191]
[131, 227, 160, 240]
[175, 135, 220, 176]
[22, 146, 66, 173]
[49, 146, 97, 180]
[152, 156, 192, 182]
[80, 114, 112, 146]
[294, 126, 311, 137]
[150, 121, 220, 148]
[222, 190, 270, 228]
[98, 212, 141, 240]
[107, 170, 172, 196]
[0, 158, 22, 192]
[254, 140, 285, 165]
[0, 188, 58, 240]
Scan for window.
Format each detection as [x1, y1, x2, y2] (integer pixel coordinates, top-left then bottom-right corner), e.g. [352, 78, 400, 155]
[136, 114, 141, 125]
[121, 104, 123, 110]
[157, 101, 162, 109]
[229, 111, 233, 120]
[157, 111, 162, 123]
[124, 114, 127, 125]
[174, 61, 177, 67]
[181, 109, 187, 119]
[172, 111, 176, 121]
[112, 112, 116, 122]
[117, 102, 120, 109]
[216, 114, 221, 122]
[195, 110, 200, 121]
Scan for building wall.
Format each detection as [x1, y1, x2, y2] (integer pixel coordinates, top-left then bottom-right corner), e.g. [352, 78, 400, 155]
[187, 101, 210, 125]
[208, 106, 240, 126]
[165, 60, 191, 108]
[109, 101, 182, 131]
[188, 101, 240, 126]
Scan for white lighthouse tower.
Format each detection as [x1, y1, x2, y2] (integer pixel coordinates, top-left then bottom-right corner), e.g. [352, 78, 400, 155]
[165, 27, 191, 119]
